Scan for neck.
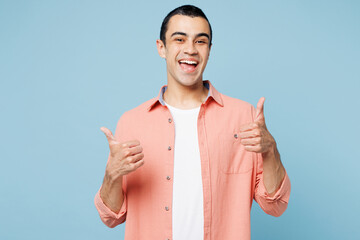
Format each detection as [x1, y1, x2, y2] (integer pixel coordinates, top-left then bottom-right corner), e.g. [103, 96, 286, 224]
[163, 80, 208, 109]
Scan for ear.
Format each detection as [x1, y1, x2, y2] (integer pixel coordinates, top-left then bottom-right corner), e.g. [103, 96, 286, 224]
[156, 39, 166, 58]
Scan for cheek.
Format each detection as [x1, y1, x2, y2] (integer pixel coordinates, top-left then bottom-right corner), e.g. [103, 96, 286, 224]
[167, 45, 181, 55]
[165, 50, 176, 62]
[201, 49, 210, 61]
[201, 55, 209, 67]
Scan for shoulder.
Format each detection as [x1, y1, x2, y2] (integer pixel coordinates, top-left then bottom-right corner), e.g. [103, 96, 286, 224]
[118, 97, 157, 122]
[216, 92, 256, 122]
[221, 93, 253, 108]
[113, 97, 157, 140]
[220, 93, 255, 113]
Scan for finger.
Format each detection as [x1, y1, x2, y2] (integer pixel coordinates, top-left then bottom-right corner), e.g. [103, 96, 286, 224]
[126, 152, 144, 163]
[123, 145, 143, 157]
[255, 97, 265, 122]
[100, 127, 116, 142]
[121, 140, 141, 148]
[130, 159, 145, 170]
[244, 145, 262, 153]
[239, 129, 261, 139]
[240, 137, 261, 146]
[239, 122, 258, 132]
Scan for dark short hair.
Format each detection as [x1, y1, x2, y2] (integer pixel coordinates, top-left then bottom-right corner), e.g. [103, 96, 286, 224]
[160, 5, 212, 47]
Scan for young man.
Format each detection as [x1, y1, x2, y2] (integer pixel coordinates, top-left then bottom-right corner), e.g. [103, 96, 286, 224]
[95, 5, 290, 240]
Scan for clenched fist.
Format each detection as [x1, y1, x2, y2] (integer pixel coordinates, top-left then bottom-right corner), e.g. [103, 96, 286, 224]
[238, 97, 275, 154]
[100, 127, 145, 183]
[99, 126, 145, 213]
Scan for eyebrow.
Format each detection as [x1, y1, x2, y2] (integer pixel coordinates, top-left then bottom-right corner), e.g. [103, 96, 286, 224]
[170, 31, 210, 40]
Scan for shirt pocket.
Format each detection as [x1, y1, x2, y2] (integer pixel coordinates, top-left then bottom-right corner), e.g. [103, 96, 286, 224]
[218, 132, 254, 174]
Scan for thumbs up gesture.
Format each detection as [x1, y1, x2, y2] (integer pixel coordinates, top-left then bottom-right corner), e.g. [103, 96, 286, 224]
[100, 127, 145, 182]
[239, 97, 276, 154]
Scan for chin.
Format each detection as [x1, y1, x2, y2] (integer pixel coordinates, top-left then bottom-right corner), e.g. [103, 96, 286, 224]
[177, 77, 202, 87]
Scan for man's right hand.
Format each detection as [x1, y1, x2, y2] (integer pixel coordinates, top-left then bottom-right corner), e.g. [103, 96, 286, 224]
[99, 126, 144, 213]
[100, 126, 145, 183]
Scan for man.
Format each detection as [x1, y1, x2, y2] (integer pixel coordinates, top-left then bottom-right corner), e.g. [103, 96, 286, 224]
[95, 5, 290, 240]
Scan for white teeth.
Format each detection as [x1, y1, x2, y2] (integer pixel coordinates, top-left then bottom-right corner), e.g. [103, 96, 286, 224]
[179, 60, 198, 65]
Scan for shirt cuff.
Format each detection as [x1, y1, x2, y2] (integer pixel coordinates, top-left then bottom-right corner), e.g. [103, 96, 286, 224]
[94, 188, 127, 219]
[257, 170, 291, 203]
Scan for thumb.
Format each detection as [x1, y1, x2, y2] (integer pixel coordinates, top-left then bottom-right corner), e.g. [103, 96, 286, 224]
[100, 126, 116, 143]
[255, 97, 265, 122]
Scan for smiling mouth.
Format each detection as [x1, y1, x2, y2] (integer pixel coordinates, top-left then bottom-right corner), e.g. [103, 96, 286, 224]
[178, 59, 198, 73]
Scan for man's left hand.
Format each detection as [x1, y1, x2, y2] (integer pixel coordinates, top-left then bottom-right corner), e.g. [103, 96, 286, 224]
[239, 97, 276, 154]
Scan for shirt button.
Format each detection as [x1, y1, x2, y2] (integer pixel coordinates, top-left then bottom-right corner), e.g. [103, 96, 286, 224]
[168, 146, 171, 151]
[234, 133, 238, 139]
[168, 118, 172, 123]
[166, 176, 171, 180]
[165, 206, 169, 211]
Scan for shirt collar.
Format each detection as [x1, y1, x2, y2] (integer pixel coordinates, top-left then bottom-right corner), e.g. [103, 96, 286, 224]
[147, 80, 224, 111]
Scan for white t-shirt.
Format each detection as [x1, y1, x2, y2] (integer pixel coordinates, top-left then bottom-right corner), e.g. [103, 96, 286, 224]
[165, 102, 204, 240]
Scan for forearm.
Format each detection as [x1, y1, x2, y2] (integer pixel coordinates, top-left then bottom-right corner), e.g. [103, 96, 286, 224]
[100, 175, 124, 214]
[262, 144, 286, 196]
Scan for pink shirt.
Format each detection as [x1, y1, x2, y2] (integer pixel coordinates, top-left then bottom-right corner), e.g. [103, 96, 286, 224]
[94, 80, 291, 240]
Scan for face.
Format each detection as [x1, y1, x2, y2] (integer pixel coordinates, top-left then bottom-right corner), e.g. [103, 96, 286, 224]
[156, 15, 212, 87]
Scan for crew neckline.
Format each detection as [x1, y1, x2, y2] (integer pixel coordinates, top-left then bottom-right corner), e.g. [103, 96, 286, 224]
[164, 101, 201, 113]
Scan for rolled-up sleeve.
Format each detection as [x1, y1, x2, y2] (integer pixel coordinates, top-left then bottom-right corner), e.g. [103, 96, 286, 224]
[254, 153, 291, 217]
[94, 186, 127, 228]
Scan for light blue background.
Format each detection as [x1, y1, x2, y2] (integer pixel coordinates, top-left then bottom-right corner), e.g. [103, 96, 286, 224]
[1, 0, 359, 239]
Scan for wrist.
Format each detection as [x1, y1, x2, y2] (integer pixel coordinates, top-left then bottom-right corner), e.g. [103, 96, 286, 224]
[262, 141, 277, 160]
[101, 175, 123, 199]
[104, 173, 123, 186]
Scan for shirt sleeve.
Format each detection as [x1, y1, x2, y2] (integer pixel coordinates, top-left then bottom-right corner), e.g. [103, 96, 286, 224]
[94, 186, 127, 228]
[254, 153, 291, 217]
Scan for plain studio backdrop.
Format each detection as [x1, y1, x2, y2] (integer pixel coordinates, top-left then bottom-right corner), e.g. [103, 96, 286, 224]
[0, 0, 359, 239]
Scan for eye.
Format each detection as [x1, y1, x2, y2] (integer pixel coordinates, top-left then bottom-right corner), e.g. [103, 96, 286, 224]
[196, 40, 207, 44]
[175, 38, 184, 42]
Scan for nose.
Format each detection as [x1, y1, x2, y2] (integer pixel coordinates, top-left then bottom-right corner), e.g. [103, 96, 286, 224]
[184, 41, 198, 55]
